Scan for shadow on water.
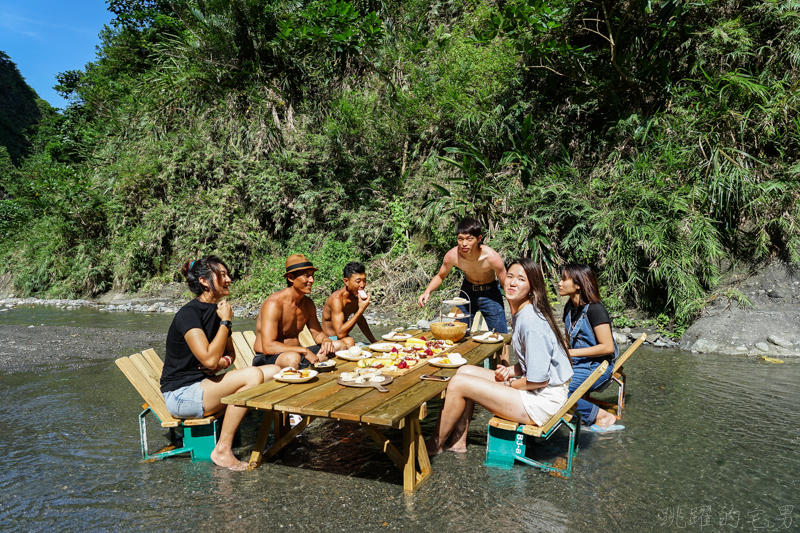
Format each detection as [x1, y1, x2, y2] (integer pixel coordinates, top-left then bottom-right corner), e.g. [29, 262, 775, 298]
[1, 309, 799, 531]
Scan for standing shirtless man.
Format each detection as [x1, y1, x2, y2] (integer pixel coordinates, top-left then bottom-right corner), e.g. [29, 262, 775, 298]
[322, 262, 378, 347]
[418, 218, 509, 337]
[252, 254, 348, 369]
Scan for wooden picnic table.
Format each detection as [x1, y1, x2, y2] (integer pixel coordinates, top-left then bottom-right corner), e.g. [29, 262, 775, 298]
[222, 332, 511, 493]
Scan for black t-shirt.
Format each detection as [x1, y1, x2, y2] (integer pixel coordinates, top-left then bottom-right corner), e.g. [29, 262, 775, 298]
[563, 301, 611, 331]
[161, 299, 221, 393]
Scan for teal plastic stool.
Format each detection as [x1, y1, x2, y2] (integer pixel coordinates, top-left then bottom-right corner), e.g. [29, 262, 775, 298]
[139, 407, 222, 462]
[484, 412, 582, 477]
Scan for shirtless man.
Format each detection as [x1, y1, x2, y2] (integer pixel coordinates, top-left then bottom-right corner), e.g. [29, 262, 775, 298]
[418, 218, 509, 337]
[252, 254, 348, 369]
[322, 262, 378, 347]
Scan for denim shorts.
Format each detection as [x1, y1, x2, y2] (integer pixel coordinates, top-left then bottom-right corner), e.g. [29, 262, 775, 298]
[163, 381, 205, 419]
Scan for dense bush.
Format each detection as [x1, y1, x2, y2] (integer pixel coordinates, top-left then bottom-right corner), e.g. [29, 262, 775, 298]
[1, 0, 798, 329]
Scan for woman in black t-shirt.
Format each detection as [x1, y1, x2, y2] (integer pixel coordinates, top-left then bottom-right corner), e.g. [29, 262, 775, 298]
[558, 264, 623, 432]
[161, 256, 280, 470]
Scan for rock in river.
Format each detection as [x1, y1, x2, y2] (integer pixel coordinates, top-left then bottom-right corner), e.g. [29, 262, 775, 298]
[767, 335, 793, 349]
[690, 339, 719, 353]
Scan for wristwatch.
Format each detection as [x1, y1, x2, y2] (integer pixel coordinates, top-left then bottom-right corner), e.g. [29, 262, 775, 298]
[220, 320, 233, 330]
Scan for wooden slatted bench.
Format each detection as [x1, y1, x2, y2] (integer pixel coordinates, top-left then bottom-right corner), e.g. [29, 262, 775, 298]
[583, 333, 646, 418]
[484, 360, 610, 477]
[231, 328, 317, 370]
[115, 349, 222, 462]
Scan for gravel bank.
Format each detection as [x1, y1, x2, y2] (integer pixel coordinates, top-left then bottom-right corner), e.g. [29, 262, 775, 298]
[0, 325, 164, 374]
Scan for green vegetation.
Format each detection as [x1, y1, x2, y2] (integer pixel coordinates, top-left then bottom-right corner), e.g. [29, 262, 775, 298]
[0, 51, 50, 163]
[1, 1, 799, 330]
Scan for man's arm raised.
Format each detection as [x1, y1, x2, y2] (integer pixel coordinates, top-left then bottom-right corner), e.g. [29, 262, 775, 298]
[332, 292, 370, 339]
[418, 248, 457, 307]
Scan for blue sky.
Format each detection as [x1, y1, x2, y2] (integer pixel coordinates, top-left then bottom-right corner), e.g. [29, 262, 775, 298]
[0, 1, 113, 108]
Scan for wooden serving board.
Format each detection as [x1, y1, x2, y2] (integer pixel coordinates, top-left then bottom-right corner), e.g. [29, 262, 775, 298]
[336, 376, 394, 392]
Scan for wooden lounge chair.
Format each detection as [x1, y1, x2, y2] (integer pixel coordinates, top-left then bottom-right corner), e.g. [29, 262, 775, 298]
[484, 360, 609, 477]
[231, 328, 315, 371]
[115, 349, 222, 462]
[583, 333, 646, 418]
[231, 331, 256, 369]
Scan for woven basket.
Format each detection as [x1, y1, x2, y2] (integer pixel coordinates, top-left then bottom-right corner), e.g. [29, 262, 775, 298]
[429, 321, 468, 343]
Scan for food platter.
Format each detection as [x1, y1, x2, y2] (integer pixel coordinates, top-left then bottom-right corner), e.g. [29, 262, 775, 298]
[382, 332, 412, 341]
[274, 368, 319, 383]
[368, 342, 404, 352]
[336, 375, 393, 392]
[442, 297, 468, 306]
[335, 349, 372, 361]
[428, 355, 467, 368]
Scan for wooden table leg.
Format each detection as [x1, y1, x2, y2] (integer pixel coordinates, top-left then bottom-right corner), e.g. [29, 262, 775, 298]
[401, 409, 433, 493]
[414, 418, 432, 483]
[402, 412, 417, 492]
[262, 416, 314, 462]
[248, 411, 274, 468]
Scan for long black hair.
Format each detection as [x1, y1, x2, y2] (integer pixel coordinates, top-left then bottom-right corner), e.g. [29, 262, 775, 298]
[561, 263, 602, 305]
[181, 256, 230, 296]
[507, 257, 570, 355]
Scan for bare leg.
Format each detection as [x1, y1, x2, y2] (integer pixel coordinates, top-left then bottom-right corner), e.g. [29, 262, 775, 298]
[331, 339, 349, 352]
[272, 352, 302, 369]
[443, 398, 474, 452]
[200, 367, 265, 470]
[257, 364, 281, 381]
[426, 365, 528, 456]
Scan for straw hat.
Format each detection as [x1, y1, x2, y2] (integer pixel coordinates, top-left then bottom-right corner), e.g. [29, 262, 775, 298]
[283, 254, 318, 278]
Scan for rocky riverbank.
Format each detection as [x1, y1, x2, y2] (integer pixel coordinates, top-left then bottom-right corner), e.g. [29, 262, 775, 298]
[5, 261, 796, 357]
[680, 262, 800, 357]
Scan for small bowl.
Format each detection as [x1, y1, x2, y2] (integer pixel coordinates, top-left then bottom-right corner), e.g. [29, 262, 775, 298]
[314, 359, 337, 372]
[429, 321, 468, 343]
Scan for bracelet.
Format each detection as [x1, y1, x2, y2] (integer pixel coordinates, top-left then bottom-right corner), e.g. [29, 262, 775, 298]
[221, 355, 232, 369]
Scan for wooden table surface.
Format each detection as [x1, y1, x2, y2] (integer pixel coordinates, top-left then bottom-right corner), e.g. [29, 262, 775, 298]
[222, 331, 511, 493]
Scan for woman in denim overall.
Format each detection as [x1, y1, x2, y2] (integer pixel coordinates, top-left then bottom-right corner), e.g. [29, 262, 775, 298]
[559, 264, 624, 432]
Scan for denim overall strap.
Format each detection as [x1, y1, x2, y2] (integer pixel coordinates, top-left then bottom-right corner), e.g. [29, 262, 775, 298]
[566, 304, 619, 363]
[566, 305, 595, 349]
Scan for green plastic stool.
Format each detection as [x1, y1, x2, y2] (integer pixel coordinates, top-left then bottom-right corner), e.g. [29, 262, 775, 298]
[139, 407, 222, 462]
[484, 412, 582, 477]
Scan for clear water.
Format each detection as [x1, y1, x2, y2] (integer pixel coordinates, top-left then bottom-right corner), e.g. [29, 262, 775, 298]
[1, 308, 798, 532]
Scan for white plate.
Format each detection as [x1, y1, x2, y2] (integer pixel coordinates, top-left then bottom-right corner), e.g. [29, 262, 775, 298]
[428, 356, 467, 368]
[474, 334, 504, 344]
[369, 343, 404, 352]
[382, 333, 412, 341]
[335, 349, 372, 361]
[275, 369, 318, 383]
[442, 298, 469, 305]
[445, 313, 468, 319]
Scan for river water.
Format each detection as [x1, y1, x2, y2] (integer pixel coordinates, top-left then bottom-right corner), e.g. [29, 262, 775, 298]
[1, 306, 798, 532]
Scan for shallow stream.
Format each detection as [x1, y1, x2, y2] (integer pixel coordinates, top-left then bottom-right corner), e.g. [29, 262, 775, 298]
[1, 307, 798, 532]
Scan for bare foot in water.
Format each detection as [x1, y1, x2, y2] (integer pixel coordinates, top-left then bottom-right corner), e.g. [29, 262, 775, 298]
[593, 408, 617, 429]
[425, 438, 443, 456]
[443, 445, 467, 453]
[210, 449, 249, 471]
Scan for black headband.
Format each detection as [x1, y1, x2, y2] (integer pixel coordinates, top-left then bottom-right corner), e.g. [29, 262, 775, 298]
[286, 261, 314, 273]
